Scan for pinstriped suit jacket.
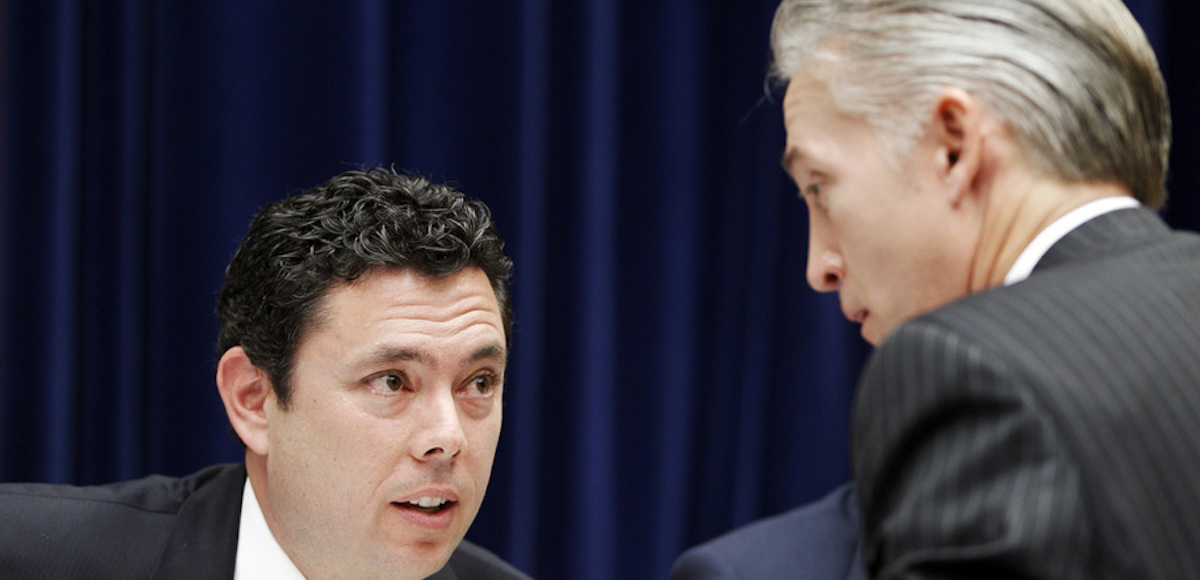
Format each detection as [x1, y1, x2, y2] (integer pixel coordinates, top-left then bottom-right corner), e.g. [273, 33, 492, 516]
[853, 208, 1200, 579]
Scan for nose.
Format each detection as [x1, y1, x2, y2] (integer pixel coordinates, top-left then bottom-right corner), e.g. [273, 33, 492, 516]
[409, 391, 466, 461]
[806, 233, 845, 292]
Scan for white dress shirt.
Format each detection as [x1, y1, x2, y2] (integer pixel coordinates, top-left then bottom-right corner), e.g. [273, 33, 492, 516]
[1003, 196, 1140, 286]
[234, 478, 307, 580]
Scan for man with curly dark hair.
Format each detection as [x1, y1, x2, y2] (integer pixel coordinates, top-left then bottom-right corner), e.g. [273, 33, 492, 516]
[0, 167, 531, 580]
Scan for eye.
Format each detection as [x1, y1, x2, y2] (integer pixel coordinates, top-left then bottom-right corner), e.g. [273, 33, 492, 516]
[803, 182, 822, 199]
[365, 372, 408, 394]
[462, 373, 500, 397]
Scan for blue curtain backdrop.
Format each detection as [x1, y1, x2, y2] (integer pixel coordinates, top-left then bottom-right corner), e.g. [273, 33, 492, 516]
[1, 1, 1194, 578]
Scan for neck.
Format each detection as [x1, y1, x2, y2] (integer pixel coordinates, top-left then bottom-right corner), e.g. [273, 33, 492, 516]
[968, 174, 1132, 291]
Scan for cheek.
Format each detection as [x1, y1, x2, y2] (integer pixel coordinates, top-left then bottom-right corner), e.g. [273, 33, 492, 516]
[467, 414, 503, 470]
[837, 233, 893, 281]
[877, 250, 963, 322]
[286, 406, 408, 486]
[459, 395, 498, 420]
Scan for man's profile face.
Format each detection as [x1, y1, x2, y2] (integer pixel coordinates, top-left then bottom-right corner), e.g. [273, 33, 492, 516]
[781, 73, 974, 345]
[260, 265, 505, 579]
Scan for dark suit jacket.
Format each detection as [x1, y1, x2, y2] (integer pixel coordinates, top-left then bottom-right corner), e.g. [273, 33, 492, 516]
[0, 463, 531, 579]
[853, 207, 1200, 579]
[670, 482, 866, 580]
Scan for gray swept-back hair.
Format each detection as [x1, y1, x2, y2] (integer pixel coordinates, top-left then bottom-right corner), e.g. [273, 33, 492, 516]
[770, 0, 1170, 209]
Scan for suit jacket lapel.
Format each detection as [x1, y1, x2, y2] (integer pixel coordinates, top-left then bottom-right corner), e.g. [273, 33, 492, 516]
[142, 463, 473, 580]
[150, 463, 245, 580]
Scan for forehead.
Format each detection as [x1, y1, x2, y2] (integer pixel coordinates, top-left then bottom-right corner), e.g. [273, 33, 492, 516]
[308, 266, 505, 350]
[781, 74, 870, 172]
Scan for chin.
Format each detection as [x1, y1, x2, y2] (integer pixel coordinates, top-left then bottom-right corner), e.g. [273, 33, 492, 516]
[391, 547, 456, 580]
[861, 318, 891, 346]
[418, 535, 465, 566]
[859, 319, 877, 345]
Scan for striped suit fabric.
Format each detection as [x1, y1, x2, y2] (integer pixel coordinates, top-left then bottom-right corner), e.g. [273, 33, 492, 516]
[852, 207, 1200, 579]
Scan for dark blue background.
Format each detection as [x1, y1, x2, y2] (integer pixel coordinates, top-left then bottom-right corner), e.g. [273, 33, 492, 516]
[2, 1, 1194, 578]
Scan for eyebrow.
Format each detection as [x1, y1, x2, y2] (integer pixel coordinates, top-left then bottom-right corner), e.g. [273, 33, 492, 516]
[470, 343, 508, 364]
[366, 346, 430, 366]
[780, 146, 802, 174]
[365, 342, 508, 367]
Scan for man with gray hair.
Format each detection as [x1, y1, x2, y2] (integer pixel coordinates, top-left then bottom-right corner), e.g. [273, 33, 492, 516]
[675, 1, 1200, 578]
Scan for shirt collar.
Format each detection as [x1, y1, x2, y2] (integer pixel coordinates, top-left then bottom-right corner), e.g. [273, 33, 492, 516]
[1003, 196, 1140, 286]
[235, 477, 308, 580]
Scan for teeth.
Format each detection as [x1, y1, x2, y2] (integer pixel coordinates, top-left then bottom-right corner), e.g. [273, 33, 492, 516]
[409, 497, 449, 508]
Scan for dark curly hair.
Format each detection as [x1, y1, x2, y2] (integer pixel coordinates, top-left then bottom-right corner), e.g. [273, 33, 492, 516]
[216, 167, 513, 408]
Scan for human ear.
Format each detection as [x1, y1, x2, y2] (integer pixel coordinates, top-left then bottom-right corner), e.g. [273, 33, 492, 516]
[216, 346, 272, 456]
[930, 88, 983, 206]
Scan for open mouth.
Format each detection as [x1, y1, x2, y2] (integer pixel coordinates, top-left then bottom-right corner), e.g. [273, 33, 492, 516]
[396, 497, 454, 515]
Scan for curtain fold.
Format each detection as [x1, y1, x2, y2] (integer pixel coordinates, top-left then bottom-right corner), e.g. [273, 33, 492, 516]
[1, 1, 1189, 578]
